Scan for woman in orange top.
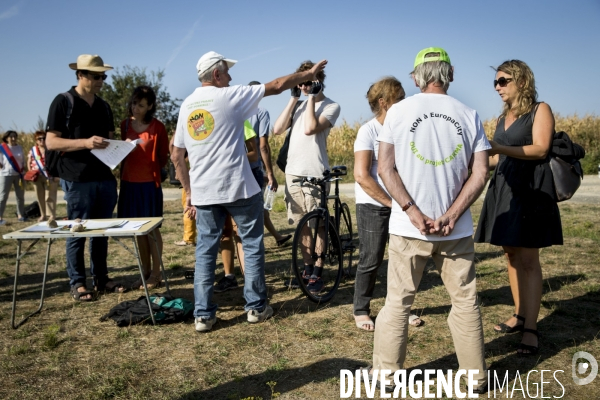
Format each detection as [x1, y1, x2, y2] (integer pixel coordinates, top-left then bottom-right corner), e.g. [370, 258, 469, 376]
[118, 86, 169, 289]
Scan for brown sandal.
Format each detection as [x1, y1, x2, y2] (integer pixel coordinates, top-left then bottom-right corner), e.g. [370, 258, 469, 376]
[138, 275, 162, 290]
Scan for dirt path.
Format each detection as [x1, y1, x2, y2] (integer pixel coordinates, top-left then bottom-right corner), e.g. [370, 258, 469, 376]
[10, 175, 600, 205]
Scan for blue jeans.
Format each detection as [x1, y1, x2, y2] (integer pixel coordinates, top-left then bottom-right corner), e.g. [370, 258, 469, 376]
[354, 203, 391, 316]
[61, 179, 117, 287]
[193, 192, 267, 319]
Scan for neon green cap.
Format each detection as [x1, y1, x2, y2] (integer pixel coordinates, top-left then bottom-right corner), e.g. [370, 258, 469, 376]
[414, 47, 451, 68]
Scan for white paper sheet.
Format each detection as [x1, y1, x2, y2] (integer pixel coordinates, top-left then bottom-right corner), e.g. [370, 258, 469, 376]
[21, 225, 62, 232]
[90, 139, 142, 170]
[84, 220, 128, 230]
[22, 220, 83, 232]
[105, 220, 149, 232]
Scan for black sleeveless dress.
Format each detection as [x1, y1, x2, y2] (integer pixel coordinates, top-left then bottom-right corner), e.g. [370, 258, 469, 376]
[474, 106, 562, 248]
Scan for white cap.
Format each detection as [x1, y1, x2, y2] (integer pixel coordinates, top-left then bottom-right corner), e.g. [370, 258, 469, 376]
[196, 51, 237, 77]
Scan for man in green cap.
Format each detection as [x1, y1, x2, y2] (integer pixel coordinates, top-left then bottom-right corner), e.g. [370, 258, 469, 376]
[370, 47, 491, 393]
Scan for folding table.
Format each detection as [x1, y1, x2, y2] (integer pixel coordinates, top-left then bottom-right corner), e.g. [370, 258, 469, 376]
[3, 217, 171, 328]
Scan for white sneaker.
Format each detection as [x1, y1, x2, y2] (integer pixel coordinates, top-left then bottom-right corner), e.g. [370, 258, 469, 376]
[247, 305, 273, 323]
[195, 316, 216, 332]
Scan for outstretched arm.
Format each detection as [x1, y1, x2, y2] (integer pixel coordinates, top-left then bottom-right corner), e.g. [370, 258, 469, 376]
[263, 60, 327, 97]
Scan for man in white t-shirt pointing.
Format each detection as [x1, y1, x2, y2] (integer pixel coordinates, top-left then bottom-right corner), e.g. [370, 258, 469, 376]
[171, 51, 327, 332]
[371, 47, 490, 393]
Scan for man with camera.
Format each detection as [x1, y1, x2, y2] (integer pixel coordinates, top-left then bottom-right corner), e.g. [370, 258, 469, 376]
[273, 60, 341, 294]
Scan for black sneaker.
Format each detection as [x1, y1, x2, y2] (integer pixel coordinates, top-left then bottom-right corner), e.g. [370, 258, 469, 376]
[306, 277, 324, 294]
[214, 276, 238, 293]
[285, 271, 310, 289]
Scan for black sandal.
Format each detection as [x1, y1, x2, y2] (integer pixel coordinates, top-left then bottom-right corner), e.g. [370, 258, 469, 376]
[70, 283, 95, 302]
[494, 313, 525, 334]
[517, 328, 540, 356]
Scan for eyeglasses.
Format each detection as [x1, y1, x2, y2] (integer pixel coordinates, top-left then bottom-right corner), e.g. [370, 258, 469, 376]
[493, 77, 513, 88]
[37, 137, 46, 141]
[84, 72, 108, 81]
[299, 81, 313, 87]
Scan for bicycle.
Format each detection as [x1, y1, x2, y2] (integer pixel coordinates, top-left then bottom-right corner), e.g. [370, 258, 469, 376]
[289, 165, 355, 303]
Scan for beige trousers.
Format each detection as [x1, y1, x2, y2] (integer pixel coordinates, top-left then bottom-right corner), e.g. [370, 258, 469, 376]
[33, 175, 58, 219]
[372, 234, 487, 384]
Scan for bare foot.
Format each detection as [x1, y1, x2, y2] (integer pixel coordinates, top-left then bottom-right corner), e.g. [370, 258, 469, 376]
[354, 315, 375, 331]
[38, 215, 47, 222]
[78, 286, 92, 300]
[409, 314, 423, 326]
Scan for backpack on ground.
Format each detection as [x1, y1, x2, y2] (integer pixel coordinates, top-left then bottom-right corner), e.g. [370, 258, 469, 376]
[99, 295, 193, 327]
[24, 201, 41, 219]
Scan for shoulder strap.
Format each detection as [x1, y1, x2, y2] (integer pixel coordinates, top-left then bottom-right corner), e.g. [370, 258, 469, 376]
[290, 100, 303, 129]
[62, 92, 74, 128]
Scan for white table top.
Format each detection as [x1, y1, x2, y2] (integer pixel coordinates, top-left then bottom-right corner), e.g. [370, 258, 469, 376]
[2, 217, 164, 240]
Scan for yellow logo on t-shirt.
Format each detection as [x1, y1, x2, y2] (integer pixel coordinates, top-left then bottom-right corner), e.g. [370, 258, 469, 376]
[187, 109, 215, 141]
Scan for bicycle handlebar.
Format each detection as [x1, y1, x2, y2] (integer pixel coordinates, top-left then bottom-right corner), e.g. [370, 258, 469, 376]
[291, 166, 348, 187]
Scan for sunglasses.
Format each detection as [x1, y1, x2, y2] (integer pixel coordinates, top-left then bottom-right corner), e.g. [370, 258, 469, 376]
[37, 137, 46, 141]
[493, 77, 513, 88]
[84, 72, 108, 81]
[299, 81, 313, 87]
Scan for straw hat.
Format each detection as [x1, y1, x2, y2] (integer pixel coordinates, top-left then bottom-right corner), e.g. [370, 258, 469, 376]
[68, 54, 113, 72]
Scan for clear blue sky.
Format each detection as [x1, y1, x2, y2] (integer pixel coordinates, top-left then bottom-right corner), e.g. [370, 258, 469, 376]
[1, 0, 599, 132]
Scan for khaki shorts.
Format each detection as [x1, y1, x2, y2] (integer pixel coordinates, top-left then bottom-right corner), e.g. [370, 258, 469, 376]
[285, 174, 329, 225]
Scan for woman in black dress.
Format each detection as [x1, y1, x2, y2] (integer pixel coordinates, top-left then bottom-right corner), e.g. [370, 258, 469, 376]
[475, 60, 562, 356]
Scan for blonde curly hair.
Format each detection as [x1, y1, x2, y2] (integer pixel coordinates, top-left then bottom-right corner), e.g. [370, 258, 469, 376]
[496, 60, 538, 119]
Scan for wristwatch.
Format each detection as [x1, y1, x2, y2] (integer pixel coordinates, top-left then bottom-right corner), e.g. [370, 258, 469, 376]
[401, 201, 414, 212]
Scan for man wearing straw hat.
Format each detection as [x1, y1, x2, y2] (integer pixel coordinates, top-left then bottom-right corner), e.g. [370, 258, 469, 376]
[46, 54, 125, 301]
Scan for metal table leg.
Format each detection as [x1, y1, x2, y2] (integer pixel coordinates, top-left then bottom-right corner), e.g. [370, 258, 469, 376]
[150, 228, 171, 297]
[131, 236, 156, 325]
[11, 238, 52, 329]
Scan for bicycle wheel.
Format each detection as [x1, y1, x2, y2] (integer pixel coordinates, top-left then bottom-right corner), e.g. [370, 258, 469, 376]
[338, 202, 354, 277]
[290, 210, 343, 303]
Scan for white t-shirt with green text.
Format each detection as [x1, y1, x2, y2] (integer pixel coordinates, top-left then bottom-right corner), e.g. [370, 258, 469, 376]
[379, 93, 491, 240]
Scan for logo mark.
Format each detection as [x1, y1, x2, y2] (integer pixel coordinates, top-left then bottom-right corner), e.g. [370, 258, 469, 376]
[187, 109, 214, 141]
[572, 351, 598, 385]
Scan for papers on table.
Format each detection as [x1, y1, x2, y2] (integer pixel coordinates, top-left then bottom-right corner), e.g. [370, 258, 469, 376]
[84, 220, 127, 230]
[105, 220, 149, 232]
[21, 225, 61, 232]
[91, 139, 143, 170]
[20, 219, 135, 233]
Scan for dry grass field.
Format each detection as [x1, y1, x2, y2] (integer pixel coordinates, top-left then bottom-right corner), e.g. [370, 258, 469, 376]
[0, 194, 599, 399]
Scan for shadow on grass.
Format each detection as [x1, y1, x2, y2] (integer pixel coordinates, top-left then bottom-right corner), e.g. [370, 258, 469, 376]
[413, 274, 587, 318]
[364, 290, 599, 395]
[176, 357, 360, 400]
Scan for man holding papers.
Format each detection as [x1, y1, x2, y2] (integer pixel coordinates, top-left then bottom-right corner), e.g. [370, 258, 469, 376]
[45, 54, 125, 301]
